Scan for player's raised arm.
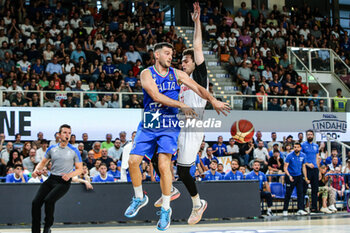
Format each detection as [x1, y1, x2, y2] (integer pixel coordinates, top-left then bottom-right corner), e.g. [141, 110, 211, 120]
[140, 69, 197, 117]
[192, 2, 204, 66]
[175, 69, 230, 115]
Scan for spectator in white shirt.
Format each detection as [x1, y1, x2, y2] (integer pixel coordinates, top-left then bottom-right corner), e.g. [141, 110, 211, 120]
[125, 45, 142, 64]
[95, 95, 109, 108]
[253, 140, 269, 172]
[65, 67, 80, 90]
[35, 140, 49, 163]
[20, 18, 34, 38]
[70, 12, 81, 29]
[234, 11, 245, 27]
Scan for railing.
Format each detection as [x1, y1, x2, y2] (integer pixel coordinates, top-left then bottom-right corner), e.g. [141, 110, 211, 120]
[287, 47, 330, 98]
[287, 46, 350, 94]
[321, 132, 350, 172]
[1, 90, 350, 112]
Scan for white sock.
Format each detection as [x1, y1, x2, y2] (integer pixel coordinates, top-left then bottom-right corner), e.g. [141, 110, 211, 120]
[134, 185, 143, 199]
[191, 194, 201, 209]
[161, 194, 171, 210]
[267, 208, 272, 212]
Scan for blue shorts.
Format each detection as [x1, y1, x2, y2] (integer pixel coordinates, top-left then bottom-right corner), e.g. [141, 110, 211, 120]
[130, 122, 180, 160]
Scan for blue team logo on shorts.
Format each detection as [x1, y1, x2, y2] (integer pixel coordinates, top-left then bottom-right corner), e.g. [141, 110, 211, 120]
[144, 110, 161, 129]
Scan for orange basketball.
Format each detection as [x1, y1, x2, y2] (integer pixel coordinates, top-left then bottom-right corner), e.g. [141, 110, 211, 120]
[231, 119, 255, 143]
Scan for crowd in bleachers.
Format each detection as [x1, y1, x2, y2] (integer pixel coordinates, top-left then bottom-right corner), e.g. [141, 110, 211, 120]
[0, 0, 188, 108]
[1, 129, 350, 214]
[202, 1, 349, 111]
[0, 1, 347, 111]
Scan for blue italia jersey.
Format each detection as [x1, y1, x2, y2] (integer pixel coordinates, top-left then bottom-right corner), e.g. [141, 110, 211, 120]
[285, 151, 306, 176]
[142, 65, 181, 127]
[6, 173, 28, 183]
[190, 154, 201, 177]
[224, 170, 244, 180]
[203, 171, 223, 181]
[301, 142, 319, 168]
[245, 171, 267, 190]
[92, 174, 115, 183]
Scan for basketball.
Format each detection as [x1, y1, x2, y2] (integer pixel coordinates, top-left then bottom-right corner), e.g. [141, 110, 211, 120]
[231, 119, 255, 143]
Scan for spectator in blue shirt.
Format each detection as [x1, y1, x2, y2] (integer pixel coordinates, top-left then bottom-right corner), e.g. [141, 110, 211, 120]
[107, 161, 120, 180]
[32, 58, 45, 77]
[301, 130, 320, 213]
[92, 163, 114, 182]
[45, 56, 62, 76]
[283, 143, 308, 216]
[70, 44, 86, 64]
[201, 147, 218, 169]
[212, 136, 227, 157]
[217, 163, 226, 176]
[102, 56, 117, 78]
[324, 148, 342, 167]
[224, 159, 244, 180]
[117, 55, 133, 75]
[125, 45, 143, 64]
[125, 70, 138, 88]
[246, 160, 274, 216]
[202, 160, 223, 181]
[189, 154, 202, 178]
[6, 164, 28, 183]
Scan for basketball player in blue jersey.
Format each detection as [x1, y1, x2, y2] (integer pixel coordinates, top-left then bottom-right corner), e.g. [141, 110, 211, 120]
[153, 3, 214, 225]
[124, 42, 230, 231]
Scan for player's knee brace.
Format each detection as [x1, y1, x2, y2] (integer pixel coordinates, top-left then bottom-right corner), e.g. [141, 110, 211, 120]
[177, 165, 198, 197]
[177, 165, 191, 180]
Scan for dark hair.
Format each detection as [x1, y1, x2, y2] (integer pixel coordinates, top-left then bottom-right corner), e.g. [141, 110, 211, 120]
[231, 159, 239, 164]
[253, 159, 260, 164]
[273, 149, 280, 153]
[14, 164, 23, 169]
[99, 163, 107, 168]
[59, 124, 71, 133]
[211, 160, 218, 164]
[182, 48, 195, 63]
[41, 139, 48, 144]
[306, 129, 314, 135]
[114, 137, 121, 141]
[337, 88, 342, 92]
[294, 142, 301, 146]
[154, 42, 173, 51]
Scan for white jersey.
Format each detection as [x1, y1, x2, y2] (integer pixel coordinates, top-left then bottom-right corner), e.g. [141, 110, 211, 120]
[177, 62, 208, 166]
[179, 62, 208, 118]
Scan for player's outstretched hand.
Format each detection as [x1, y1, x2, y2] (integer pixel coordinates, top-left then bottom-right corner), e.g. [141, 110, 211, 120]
[212, 100, 231, 116]
[191, 2, 201, 22]
[181, 105, 198, 119]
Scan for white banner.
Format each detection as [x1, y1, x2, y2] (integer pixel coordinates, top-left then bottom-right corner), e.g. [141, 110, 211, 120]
[0, 108, 348, 142]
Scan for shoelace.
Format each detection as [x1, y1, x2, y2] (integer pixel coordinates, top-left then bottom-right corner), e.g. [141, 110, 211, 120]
[129, 197, 142, 210]
[157, 209, 169, 222]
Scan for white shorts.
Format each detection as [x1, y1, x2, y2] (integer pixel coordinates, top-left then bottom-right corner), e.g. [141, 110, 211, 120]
[177, 127, 204, 167]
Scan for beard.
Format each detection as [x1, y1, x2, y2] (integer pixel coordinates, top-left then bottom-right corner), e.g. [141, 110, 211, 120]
[307, 137, 313, 143]
[232, 167, 237, 172]
[159, 59, 170, 68]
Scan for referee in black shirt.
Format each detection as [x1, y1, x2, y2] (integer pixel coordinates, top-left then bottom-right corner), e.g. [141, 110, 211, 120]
[31, 124, 82, 233]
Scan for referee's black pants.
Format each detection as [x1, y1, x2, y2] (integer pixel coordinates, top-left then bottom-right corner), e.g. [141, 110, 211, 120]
[32, 175, 71, 233]
[304, 167, 319, 211]
[283, 175, 304, 211]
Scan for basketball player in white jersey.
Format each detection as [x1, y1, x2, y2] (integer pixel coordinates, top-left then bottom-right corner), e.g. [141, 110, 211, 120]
[154, 3, 211, 225]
